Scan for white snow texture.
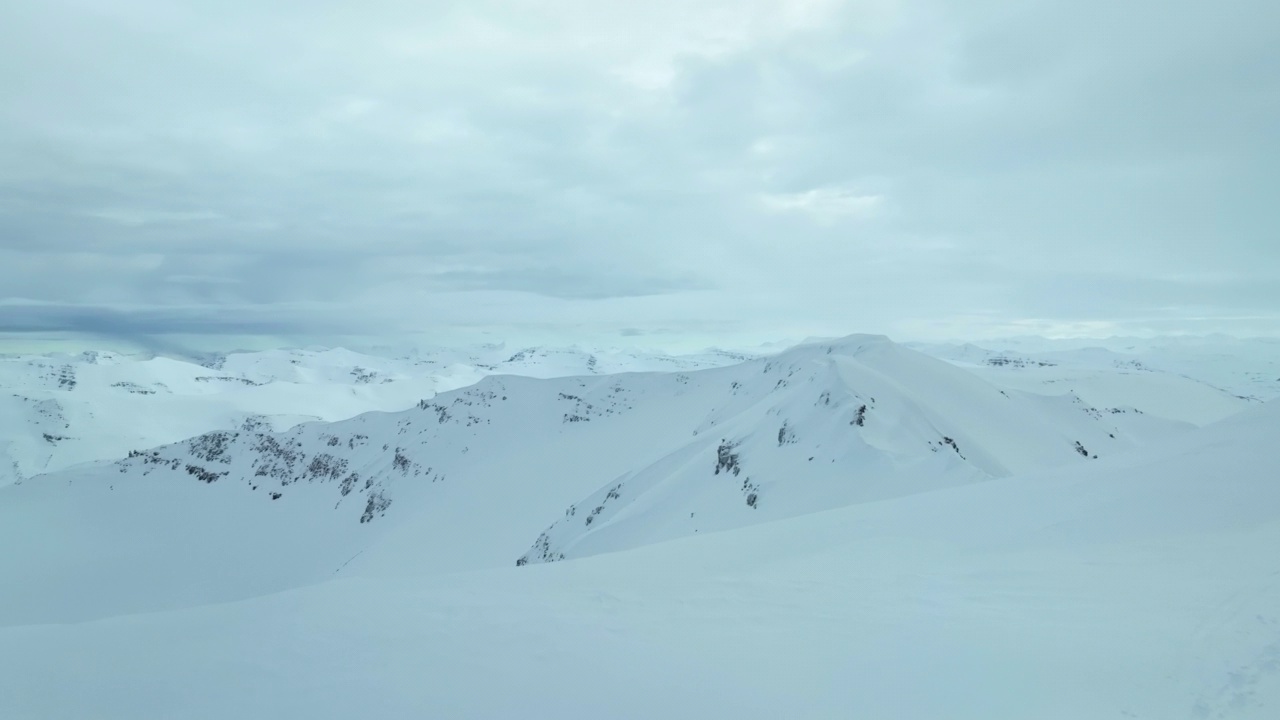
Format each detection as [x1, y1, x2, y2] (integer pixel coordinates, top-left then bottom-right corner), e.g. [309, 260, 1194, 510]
[1, 335, 1278, 719]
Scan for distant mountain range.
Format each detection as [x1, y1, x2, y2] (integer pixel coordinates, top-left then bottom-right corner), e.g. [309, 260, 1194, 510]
[0, 344, 746, 487]
[0, 335, 1218, 623]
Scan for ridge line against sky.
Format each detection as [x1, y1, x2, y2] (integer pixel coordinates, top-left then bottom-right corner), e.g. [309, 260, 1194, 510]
[1, 0, 1277, 353]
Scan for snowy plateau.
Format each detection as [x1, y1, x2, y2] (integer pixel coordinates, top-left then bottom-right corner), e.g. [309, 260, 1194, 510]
[1, 335, 1278, 719]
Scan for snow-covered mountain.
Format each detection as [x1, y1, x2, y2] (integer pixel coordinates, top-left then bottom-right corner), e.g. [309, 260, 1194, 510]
[0, 344, 746, 488]
[911, 336, 1280, 407]
[513, 335, 1182, 566]
[0, 348, 460, 488]
[2, 338, 1277, 718]
[0, 335, 1185, 624]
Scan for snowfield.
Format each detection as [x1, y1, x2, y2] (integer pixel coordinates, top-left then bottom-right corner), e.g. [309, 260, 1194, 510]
[1, 336, 1277, 719]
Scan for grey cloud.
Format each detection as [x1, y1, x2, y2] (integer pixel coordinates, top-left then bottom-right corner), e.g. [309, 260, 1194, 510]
[421, 267, 709, 300]
[0, 303, 335, 336]
[0, 0, 1275, 347]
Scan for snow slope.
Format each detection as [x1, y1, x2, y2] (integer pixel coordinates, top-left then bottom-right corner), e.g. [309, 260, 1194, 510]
[514, 336, 1174, 565]
[1, 387, 1277, 717]
[0, 344, 744, 487]
[0, 348, 457, 488]
[911, 341, 1255, 426]
[913, 336, 1280, 405]
[0, 335, 1176, 625]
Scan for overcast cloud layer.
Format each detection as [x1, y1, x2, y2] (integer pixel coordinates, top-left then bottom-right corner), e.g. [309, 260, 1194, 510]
[2, 0, 1277, 350]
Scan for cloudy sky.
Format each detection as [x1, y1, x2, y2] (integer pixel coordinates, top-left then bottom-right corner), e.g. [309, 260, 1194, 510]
[1, 0, 1276, 351]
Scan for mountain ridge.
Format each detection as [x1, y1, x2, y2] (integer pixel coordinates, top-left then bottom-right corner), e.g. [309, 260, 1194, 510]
[0, 334, 1184, 625]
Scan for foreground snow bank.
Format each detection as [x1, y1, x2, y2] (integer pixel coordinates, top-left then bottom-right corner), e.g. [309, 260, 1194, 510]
[2, 402, 1277, 719]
